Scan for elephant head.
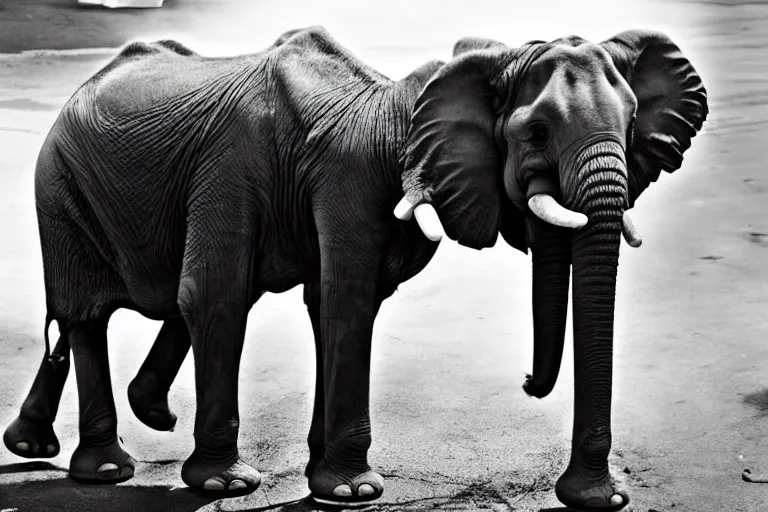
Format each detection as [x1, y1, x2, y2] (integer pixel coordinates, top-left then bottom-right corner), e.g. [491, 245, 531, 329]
[395, 30, 707, 509]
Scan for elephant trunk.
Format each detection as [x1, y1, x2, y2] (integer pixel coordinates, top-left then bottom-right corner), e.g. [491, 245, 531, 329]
[523, 221, 570, 399]
[565, 140, 626, 474]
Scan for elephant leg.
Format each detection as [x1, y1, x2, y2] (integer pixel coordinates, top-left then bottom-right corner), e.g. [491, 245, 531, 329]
[128, 317, 190, 431]
[69, 317, 136, 482]
[307, 244, 384, 506]
[3, 330, 70, 459]
[177, 234, 260, 494]
[303, 282, 324, 477]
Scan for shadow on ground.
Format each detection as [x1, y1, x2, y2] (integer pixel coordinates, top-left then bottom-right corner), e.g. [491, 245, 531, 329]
[0, 463, 398, 512]
[0, 461, 219, 512]
[743, 388, 768, 416]
[0, 461, 575, 511]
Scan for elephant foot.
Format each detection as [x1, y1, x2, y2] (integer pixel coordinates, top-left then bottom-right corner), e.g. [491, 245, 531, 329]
[555, 466, 629, 512]
[181, 451, 261, 495]
[309, 458, 384, 506]
[304, 444, 324, 478]
[128, 374, 177, 431]
[69, 437, 136, 483]
[3, 415, 60, 458]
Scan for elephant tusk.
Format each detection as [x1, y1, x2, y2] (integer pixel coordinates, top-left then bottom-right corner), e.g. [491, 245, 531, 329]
[414, 203, 444, 242]
[528, 194, 588, 229]
[394, 196, 415, 221]
[394, 197, 444, 242]
[622, 211, 642, 248]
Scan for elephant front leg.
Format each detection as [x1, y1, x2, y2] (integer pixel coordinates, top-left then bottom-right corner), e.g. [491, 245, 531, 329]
[128, 317, 190, 431]
[308, 252, 384, 506]
[3, 332, 70, 459]
[303, 282, 325, 477]
[177, 269, 261, 494]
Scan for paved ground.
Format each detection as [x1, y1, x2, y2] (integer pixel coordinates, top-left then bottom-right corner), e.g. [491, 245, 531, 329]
[0, 1, 767, 511]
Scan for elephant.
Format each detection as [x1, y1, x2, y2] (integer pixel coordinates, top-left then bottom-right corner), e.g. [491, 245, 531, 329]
[1, 26, 707, 511]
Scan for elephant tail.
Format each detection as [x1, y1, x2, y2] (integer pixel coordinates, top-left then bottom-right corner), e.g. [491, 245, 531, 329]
[43, 311, 53, 359]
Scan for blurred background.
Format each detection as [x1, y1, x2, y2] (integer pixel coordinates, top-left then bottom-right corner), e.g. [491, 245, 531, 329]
[1, 1, 767, 511]
[0, 0, 722, 72]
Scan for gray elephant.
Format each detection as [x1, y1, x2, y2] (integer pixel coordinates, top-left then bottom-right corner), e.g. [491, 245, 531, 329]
[2, 26, 706, 511]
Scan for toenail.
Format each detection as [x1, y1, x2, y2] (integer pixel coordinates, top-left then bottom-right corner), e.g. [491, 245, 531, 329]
[610, 494, 624, 505]
[47, 444, 56, 453]
[203, 478, 226, 491]
[229, 479, 247, 490]
[358, 483, 375, 496]
[97, 463, 118, 472]
[332, 484, 353, 497]
[15, 442, 29, 451]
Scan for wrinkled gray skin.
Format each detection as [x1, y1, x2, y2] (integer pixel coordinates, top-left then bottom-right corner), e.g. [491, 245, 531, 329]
[2, 26, 706, 511]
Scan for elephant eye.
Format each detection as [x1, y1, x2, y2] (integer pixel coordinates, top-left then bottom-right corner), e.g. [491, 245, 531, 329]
[529, 123, 549, 149]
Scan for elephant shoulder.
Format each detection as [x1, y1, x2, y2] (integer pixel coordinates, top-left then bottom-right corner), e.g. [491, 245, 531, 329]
[269, 26, 392, 91]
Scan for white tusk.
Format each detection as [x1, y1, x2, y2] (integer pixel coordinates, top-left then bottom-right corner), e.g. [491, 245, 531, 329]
[394, 196, 415, 221]
[527, 194, 588, 229]
[394, 197, 444, 242]
[622, 211, 642, 247]
[413, 203, 444, 242]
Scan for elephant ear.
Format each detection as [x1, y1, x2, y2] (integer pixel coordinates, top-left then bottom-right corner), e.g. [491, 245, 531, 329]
[601, 30, 708, 207]
[401, 49, 512, 250]
[499, 199, 528, 254]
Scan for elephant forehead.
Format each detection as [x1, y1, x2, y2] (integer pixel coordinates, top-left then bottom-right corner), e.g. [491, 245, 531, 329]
[514, 42, 632, 114]
[535, 42, 612, 78]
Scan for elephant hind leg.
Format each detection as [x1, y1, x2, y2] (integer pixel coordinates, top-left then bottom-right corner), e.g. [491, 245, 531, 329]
[48, 223, 134, 481]
[3, 325, 70, 459]
[68, 315, 135, 483]
[128, 317, 190, 431]
[5, 211, 132, 482]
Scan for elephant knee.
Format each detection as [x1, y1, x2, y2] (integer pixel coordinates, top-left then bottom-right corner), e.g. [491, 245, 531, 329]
[176, 276, 198, 319]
